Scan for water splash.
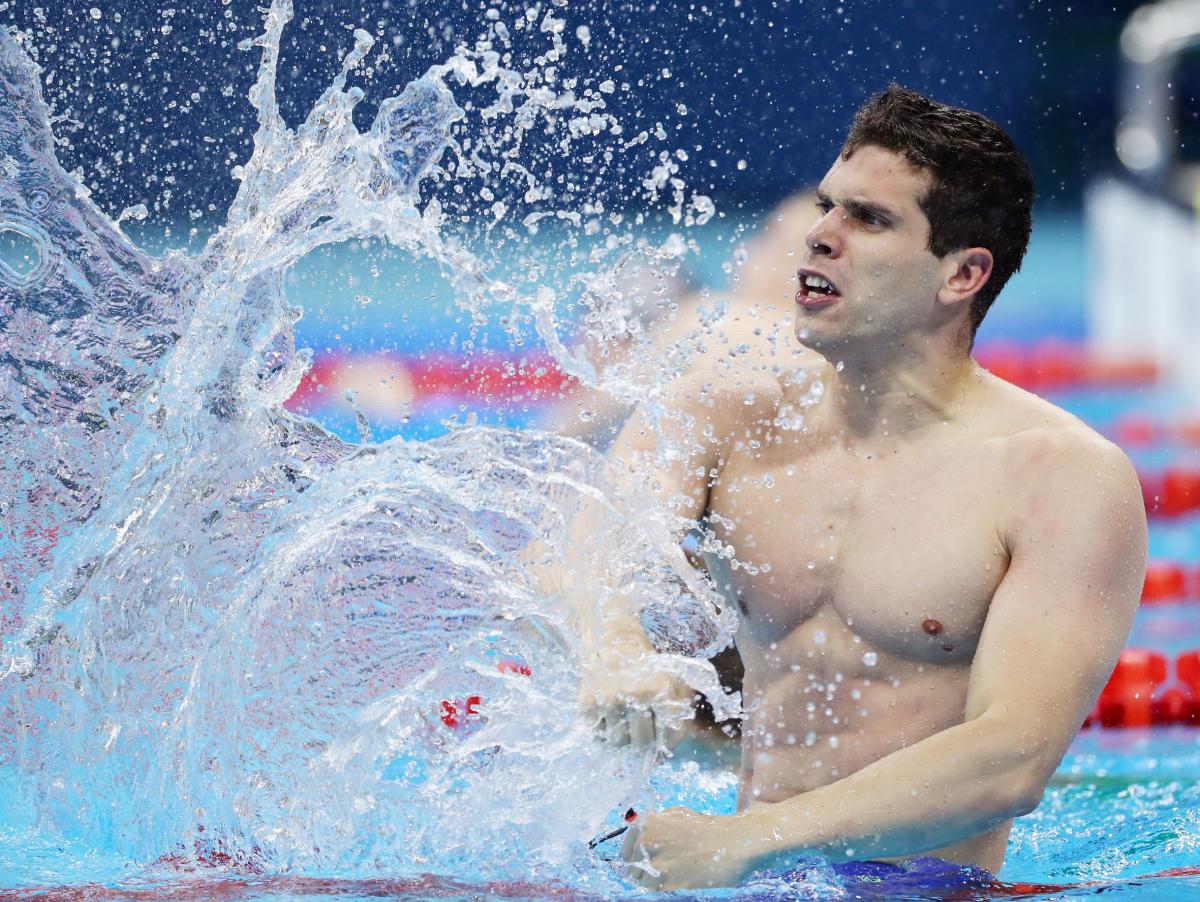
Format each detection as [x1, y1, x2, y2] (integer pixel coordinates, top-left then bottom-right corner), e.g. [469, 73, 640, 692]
[0, 1, 736, 885]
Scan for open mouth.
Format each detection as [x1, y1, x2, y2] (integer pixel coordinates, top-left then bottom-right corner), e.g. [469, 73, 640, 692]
[796, 270, 841, 307]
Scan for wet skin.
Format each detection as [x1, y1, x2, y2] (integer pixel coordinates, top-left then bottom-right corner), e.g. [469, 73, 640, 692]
[586, 146, 1148, 890]
[717, 359, 1025, 869]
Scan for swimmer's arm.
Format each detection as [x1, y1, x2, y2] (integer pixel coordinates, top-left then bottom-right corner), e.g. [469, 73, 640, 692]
[588, 397, 717, 636]
[571, 388, 729, 745]
[626, 434, 1147, 887]
[522, 382, 712, 601]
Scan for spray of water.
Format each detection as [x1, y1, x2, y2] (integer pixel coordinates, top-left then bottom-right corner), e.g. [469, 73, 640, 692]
[0, 0, 739, 886]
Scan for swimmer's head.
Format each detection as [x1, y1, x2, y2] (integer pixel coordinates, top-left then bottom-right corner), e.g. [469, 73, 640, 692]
[839, 84, 1034, 340]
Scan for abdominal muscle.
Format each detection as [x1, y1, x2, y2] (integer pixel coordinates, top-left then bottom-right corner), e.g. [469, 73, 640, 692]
[733, 611, 1013, 871]
[737, 659, 969, 806]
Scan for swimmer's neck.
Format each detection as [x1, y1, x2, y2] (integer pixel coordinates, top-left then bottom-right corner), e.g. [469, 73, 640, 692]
[807, 342, 982, 442]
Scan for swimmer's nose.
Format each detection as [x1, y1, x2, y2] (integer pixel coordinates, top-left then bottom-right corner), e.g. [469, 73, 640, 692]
[805, 211, 841, 260]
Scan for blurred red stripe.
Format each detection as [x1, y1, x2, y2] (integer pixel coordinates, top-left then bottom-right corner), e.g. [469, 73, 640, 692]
[975, 339, 1158, 391]
[286, 352, 574, 410]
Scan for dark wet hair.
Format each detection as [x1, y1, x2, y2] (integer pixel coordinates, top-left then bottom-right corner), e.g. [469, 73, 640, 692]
[840, 84, 1034, 339]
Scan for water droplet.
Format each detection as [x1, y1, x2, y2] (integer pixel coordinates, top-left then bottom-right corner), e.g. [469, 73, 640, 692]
[862, 652, 878, 667]
[89, 7, 102, 20]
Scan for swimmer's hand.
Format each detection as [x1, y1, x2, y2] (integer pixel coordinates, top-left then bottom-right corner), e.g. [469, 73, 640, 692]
[579, 634, 696, 749]
[622, 807, 767, 890]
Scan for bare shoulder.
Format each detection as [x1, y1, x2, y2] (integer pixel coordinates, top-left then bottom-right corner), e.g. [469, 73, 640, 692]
[659, 340, 793, 441]
[983, 376, 1144, 528]
[995, 387, 1132, 478]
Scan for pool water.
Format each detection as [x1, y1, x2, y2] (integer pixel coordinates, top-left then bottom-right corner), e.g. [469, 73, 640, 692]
[4, 728, 1200, 899]
[3, 3, 1200, 900]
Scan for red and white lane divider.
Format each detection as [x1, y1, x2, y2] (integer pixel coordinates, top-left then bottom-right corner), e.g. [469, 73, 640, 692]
[282, 339, 1160, 422]
[1140, 468, 1200, 519]
[1109, 413, 1200, 448]
[438, 659, 533, 731]
[975, 339, 1158, 393]
[1083, 648, 1200, 729]
[1140, 561, 1200, 604]
[285, 352, 573, 420]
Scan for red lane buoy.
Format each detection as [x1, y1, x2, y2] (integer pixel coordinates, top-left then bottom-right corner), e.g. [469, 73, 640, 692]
[1175, 651, 1200, 725]
[440, 661, 534, 729]
[439, 694, 484, 729]
[1139, 471, 1164, 517]
[1141, 561, 1188, 605]
[1027, 338, 1085, 391]
[1175, 416, 1200, 447]
[1151, 685, 1194, 725]
[1159, 466, 1200, 518]
[496, 659, 533, 677]
[976, 342, 1031, 387]
[1112, 414, 1163, 449]
[1097, 649, 1168, 728]
[1083, 353, 1159, 387]
[1178, 651, 1200, 691]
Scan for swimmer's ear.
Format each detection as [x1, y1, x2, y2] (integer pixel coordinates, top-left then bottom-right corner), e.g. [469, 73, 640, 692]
[936, 247, 993, 309]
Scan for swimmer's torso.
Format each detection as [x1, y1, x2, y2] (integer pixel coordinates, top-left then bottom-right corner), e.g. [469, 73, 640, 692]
[699, 361, 1075, 871]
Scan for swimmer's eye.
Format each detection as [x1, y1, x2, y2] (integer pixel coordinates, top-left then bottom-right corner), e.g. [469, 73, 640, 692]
[814, 198, 889, 229]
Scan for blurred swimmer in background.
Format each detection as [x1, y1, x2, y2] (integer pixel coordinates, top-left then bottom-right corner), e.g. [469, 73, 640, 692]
[546, 191, 817, 447]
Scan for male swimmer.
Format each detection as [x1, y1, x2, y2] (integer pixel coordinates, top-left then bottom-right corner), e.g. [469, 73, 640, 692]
[580, 85, 1148, 890]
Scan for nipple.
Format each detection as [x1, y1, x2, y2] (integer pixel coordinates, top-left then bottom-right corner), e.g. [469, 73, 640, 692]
[922, 618, 943, 636]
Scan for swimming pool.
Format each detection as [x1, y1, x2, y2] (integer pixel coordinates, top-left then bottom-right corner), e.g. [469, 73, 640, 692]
[3, 4, 1200, 900]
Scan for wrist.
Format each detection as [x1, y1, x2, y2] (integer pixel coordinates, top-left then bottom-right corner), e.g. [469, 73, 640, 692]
[729, 806, 814, 878]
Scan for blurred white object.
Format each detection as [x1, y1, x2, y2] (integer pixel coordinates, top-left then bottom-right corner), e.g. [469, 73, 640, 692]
[1089, 0, 1200, 396]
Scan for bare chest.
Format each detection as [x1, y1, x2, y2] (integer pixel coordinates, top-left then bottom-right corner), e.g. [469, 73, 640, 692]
[708, 438, 1009, 665]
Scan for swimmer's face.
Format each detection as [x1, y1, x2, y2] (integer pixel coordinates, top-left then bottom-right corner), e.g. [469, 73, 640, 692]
[794, 145, 952, 355]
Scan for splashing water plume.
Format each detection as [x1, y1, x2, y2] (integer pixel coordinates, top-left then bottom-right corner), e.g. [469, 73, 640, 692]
[0, 0, 737, 885]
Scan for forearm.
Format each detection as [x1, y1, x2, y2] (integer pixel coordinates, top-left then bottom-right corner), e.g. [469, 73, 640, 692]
[520, 530, 654, 654]
[733, 713, 1053, 869]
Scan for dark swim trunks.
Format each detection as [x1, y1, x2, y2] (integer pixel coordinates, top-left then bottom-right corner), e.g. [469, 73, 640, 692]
[772, 855, 997, 899]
